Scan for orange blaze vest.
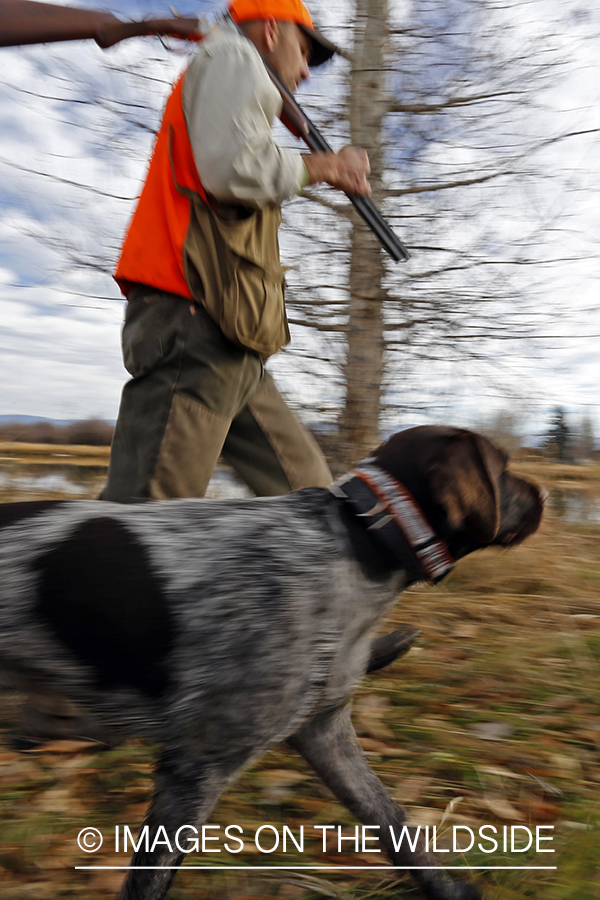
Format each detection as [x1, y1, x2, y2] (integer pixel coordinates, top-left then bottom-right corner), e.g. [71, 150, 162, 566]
[115, 74, 206, 299]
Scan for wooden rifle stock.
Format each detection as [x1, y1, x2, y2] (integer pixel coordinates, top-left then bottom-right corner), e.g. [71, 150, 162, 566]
[0, 0, 202, 49]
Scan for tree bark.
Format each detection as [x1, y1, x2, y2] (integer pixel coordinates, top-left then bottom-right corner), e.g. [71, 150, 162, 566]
[338, 0, 389, 467]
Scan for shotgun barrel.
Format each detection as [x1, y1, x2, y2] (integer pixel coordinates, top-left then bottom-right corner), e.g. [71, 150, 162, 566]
[265, 61, 410, 263]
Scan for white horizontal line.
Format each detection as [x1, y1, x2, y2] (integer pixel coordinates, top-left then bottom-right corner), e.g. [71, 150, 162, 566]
[75, 865, 558, 871]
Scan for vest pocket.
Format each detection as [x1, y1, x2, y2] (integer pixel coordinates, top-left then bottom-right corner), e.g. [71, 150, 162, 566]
[184, 197, 290, 359]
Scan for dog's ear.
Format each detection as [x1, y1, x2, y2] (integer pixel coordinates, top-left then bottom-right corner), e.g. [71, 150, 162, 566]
[428, 432, 506, 542]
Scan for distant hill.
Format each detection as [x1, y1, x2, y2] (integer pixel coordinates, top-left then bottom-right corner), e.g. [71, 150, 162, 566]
[0, 415, 77, 427]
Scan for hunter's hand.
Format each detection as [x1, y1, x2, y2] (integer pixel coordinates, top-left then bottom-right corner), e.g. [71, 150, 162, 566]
[304, 146, 371, 196]
[333, 146, 371, 195]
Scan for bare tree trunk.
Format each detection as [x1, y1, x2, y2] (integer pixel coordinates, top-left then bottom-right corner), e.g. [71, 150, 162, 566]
[338, 0, 389, 467]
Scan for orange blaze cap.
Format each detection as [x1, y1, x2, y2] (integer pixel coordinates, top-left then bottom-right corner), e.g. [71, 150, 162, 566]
[229, 0, 314, 28]
[228, 0, 337, 67]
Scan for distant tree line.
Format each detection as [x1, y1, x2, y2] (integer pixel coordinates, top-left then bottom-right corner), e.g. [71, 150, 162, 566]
[0, 411, 595, 464]
[480, 407, 597, 462]
[544, 408, 596, 463]
[0, 418, 114, 446]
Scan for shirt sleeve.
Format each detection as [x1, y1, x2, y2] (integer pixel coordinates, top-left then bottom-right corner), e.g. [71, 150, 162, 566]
[182, 33, 307, 208]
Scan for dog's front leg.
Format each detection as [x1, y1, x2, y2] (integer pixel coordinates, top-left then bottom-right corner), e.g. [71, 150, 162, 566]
[288, 706, 481, 900]
[117, 743, 243, 900]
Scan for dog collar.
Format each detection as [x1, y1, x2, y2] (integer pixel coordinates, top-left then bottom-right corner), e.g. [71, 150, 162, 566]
[329, 462, 454, 584]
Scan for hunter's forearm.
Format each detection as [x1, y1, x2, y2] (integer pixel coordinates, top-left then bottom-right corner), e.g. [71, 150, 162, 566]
[303, 153, 339, 186]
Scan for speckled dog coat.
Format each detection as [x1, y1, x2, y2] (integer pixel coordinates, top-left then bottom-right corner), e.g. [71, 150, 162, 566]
[0, 426, 543, 900]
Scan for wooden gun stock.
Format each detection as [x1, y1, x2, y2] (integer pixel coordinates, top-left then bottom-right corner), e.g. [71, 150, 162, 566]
[0, 0, 202, 49]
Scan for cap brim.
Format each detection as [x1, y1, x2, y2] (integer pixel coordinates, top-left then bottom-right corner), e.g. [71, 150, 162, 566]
[298, 23, 338, 67]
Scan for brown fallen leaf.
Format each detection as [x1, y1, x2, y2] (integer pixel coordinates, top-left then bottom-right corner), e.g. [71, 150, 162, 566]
[257, 768, 313, 801]
[394, 775, 433, 804]
[470, 722, 513, 741]
[353, 694, 394, 739]
[23, 739, 102, 754]
[520, 798, 561, 822]
[574, 729, 600, 749]
[33, 786, 87, 815]
[406, 806, 442, 827]
[479, 796, 524, 821]
[90, 867, 127, 895]
[257, 769, 312, 787]
[451, 624, 481, 639]
[357, 737, 410, 757]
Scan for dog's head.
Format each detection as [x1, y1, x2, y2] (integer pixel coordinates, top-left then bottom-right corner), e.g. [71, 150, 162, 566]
[370, 426, 543, 556]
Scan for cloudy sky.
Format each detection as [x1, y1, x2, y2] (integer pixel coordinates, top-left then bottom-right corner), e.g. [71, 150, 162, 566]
[0, 0, 599, 443]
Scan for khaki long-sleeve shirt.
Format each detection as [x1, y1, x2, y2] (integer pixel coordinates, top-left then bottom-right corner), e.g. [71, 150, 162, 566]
[182, 25, 307, 208]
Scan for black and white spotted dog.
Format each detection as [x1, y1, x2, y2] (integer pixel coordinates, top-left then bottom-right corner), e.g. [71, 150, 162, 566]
[0, 426, 543, 900]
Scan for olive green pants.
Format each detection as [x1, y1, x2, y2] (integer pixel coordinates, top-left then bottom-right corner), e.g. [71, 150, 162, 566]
[101, 288, 332, 502]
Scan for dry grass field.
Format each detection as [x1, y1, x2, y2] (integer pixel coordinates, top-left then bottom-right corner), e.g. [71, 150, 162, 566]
[0, 451, 598, 900]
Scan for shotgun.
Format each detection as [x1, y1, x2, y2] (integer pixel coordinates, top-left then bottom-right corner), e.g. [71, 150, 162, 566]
[261, 57, 410, 262]
[0, 0, 410, 261]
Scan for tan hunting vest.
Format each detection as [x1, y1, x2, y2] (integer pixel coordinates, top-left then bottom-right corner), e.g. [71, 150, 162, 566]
[115, 74, 290, 359]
